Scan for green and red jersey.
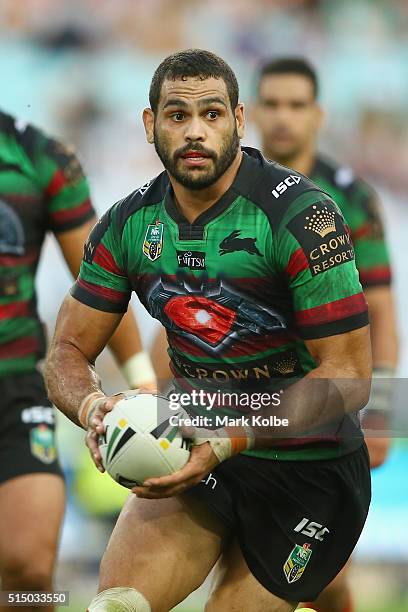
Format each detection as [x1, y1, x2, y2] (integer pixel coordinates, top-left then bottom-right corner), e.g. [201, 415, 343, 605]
[311, 156, 391, 288]
[0, 111, 95, 376]
[73, 147, 369, 460]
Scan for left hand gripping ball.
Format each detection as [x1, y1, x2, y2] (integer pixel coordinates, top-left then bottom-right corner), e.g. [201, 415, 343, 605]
[98, 394, 190, 488]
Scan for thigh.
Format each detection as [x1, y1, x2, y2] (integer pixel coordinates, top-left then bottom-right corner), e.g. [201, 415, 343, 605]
[206, 538, 297, 612]
[99, 493, 228, 612]
[303, 559, 352, 612]
[0, 371, 63, 484]
[194, 446, 370, 604]
[0, 473, 65, 572]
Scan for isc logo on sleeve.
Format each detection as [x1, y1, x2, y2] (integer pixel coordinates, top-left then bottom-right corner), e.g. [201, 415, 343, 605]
[272, 175, 301, 199]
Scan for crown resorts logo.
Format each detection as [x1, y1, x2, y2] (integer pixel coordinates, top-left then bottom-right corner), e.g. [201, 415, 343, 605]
[304, 205, 336, 238]
[274, 355, 297, 375]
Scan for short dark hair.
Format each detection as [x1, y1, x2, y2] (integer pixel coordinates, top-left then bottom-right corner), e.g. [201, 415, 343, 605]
[256, 57, 319, 99]
[149, 49, 239, 112]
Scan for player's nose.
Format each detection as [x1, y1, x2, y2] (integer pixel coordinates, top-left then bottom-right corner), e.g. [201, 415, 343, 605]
[184, 116, 205, 142]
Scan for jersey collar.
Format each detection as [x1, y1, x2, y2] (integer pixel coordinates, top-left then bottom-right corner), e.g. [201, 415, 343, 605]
[164, 147, 261, 239]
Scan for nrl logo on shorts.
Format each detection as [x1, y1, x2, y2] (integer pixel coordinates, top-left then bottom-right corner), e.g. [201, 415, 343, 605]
[283, 543, 312, 584]
[30, 424, 57, 465]
[143, 220, 164, 262]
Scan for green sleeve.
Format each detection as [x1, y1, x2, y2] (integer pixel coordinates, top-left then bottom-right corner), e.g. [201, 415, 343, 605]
[33, 132, 95, 232]
[347, 182, 391, 287]
[71, 204, 131, 313]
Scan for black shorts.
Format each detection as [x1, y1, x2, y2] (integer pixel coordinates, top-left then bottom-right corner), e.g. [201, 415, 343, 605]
[187, 444, 371, 602]
[0, 371, 63, 484]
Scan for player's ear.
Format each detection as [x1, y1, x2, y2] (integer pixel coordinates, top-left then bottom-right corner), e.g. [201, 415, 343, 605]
[246, 101, 257, 126]
[235, 103, 245, 139]
[143, 108, 155, 144]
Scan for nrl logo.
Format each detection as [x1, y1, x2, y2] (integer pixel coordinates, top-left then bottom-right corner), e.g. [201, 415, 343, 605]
[283, 543, 312, 584]
[143, 220, 164, 262]
[304, 205, 336, 238]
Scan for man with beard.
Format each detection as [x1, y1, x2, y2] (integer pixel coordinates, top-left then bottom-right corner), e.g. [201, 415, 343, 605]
[252, 57, 398, 612]
[45, 50, 372, 612]
[0, 111, 156, 611]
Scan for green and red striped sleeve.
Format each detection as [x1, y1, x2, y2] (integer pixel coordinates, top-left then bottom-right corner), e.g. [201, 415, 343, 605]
[71, 205, 131, 313]
[348, 183, 391, 287]
[275, 191, 369, 339]
[35, 135, 95, 233]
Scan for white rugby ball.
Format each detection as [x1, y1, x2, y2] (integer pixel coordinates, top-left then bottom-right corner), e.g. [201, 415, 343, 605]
[98, 394, 190, 488]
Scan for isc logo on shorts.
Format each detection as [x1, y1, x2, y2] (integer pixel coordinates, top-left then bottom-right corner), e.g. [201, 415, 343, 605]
[21, 406, 55, 425]
[294, 517, 330, 541]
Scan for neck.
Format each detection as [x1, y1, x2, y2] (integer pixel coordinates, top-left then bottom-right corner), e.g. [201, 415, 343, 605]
[264, 142, 316, 177]
[169, 150, 243, 224]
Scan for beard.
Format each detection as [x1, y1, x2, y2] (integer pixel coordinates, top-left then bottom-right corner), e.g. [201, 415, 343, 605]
[154, 125, 240, 190]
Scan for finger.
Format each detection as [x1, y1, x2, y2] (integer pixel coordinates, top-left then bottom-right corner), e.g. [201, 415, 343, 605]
[179, 424, 195, 438]
[144, 444, 213, 487]
[92, 417, 106, 434]
[86, 431, 105, 472]
[133, 475, 201, 498]
[89, 397, 118, 431]
[143, 461, 200, 488]
[105, 395, 124, 409]
[138, 385, 158, 393]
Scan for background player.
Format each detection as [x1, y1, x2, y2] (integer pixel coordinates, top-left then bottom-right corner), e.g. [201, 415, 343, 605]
[46, 49, 372, 612]
[251, 57, 399, 612]
[0, 110, 155, 611]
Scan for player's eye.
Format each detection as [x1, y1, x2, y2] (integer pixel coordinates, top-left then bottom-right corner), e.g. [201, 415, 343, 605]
[171, 112, 185, 122]
[206, 110, 219, 120]
[291, 102, 308, 110]
[262, 101, 278, 109]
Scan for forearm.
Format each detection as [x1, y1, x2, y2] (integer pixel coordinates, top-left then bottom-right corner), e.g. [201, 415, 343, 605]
[365, 286, 398, 368]
[45, 341, 103, 427]
[108, 310, 143, 365]
[107, 310, 156, 388]
[252, 365, 371, 449]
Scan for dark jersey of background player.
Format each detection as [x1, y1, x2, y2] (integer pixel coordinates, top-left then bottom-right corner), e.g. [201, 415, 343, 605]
[0, 110, 94, 375]
[71, 146, 369, 461]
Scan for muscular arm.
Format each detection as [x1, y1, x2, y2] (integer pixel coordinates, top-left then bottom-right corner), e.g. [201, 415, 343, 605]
[253, 325, 372, 446]
[56, 220, 154, 382]
[150, 325, 172, 390]
[362, 285, 398, 466]
[45, 294, 123, 426]
[364, 285, 398, 368]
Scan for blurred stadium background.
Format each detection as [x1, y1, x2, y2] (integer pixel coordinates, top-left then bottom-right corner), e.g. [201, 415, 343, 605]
[1, 0, 407, 610]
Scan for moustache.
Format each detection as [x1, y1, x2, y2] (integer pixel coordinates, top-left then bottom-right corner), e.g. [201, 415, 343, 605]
[174, 144, 217, 160]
